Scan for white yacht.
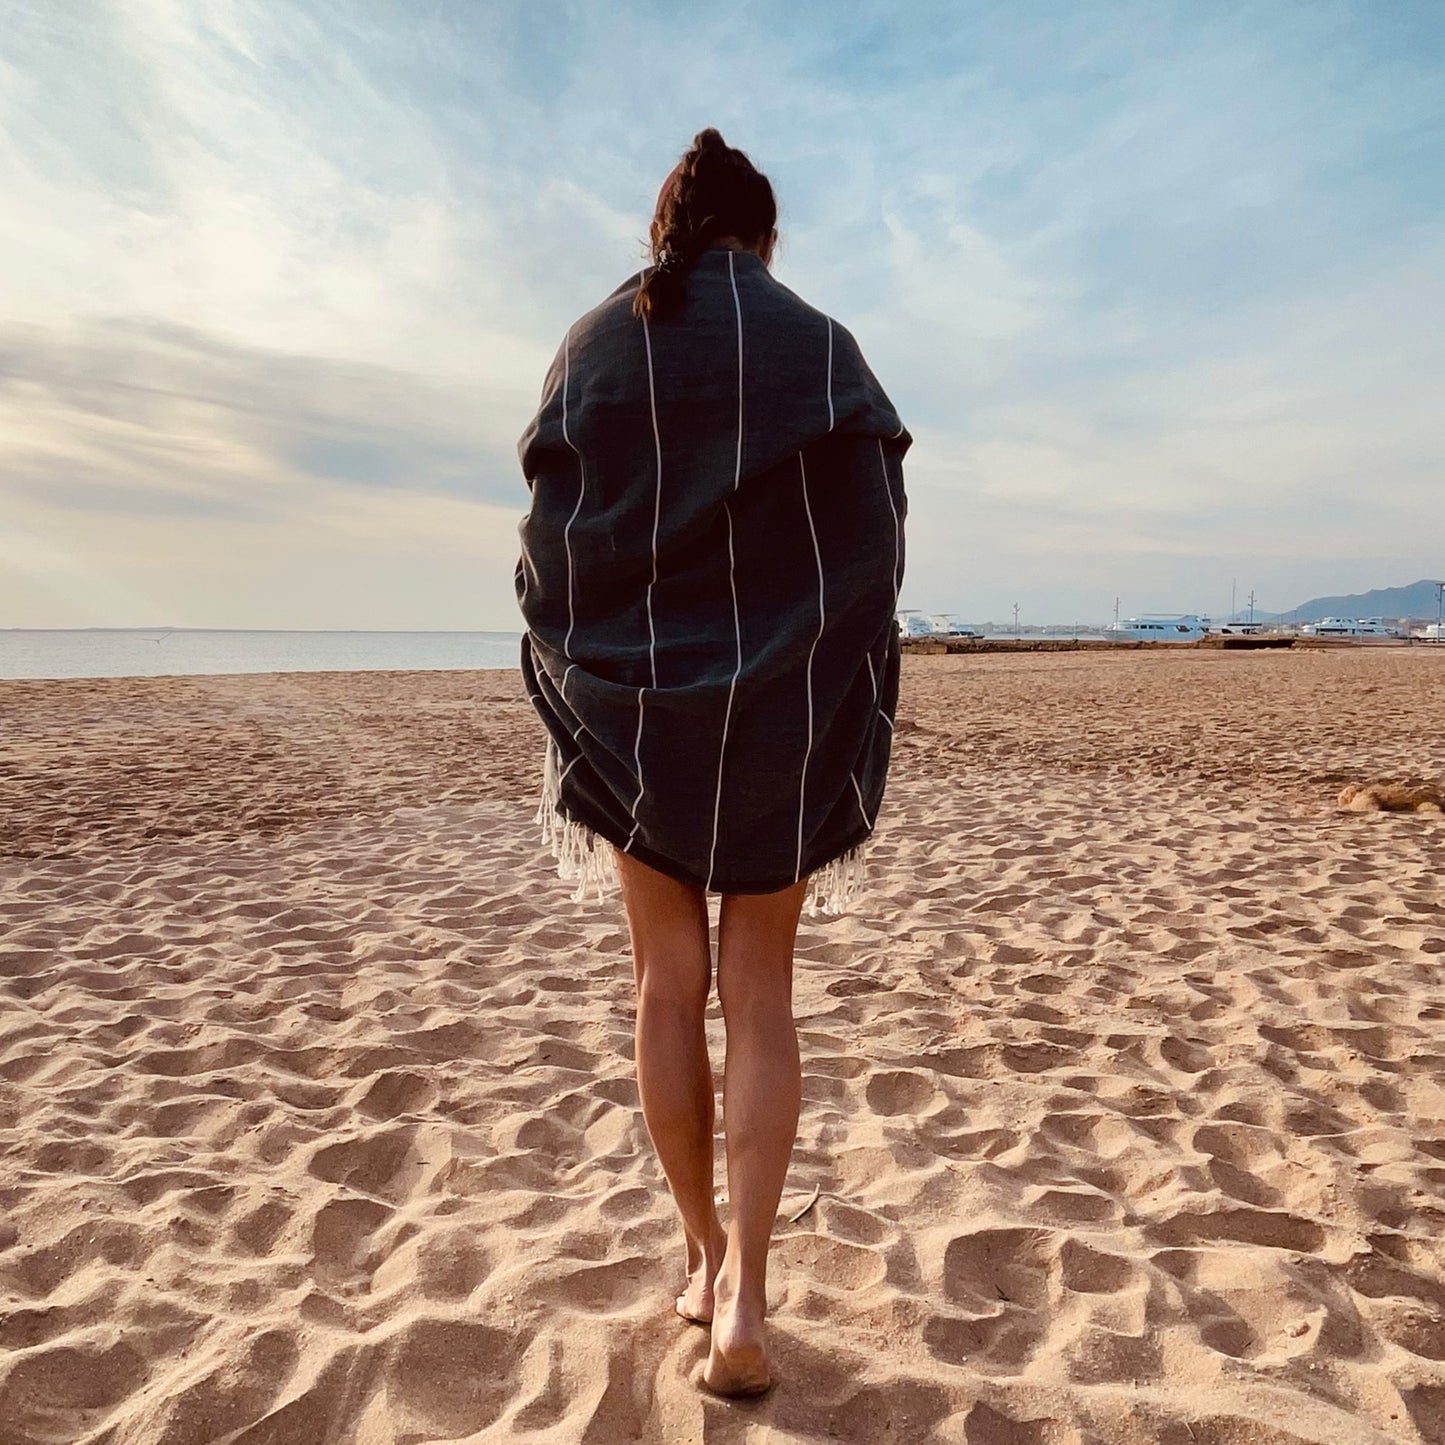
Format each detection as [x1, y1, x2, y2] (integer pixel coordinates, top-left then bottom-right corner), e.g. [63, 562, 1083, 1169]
[1107, 615, 1208, 642]
[1302, 617, 1403, 638]
[897, 610, 939, 638]
[932, 614, 981, 638]
[897, 611, 981, 639]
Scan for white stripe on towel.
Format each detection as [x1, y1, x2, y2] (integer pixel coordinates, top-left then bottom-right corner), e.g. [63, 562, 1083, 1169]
[878, 437, 903, 600]
[706, 252, 747, 891]
[850, 772, 870, 829]
[627, 687, 646, 850]
[626, 315, 666, 851]
[825, 316, 834, 431]
[796, 453, 826, 880]
[642, 316, 663, 690]
[560, 328, 585, 678]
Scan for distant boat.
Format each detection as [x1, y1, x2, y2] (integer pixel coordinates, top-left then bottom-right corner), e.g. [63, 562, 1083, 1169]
[896, 610, 938, 638]
[932, 614, 982, 639]
[896, 611, 981, 639]
[1301, 617, 1404, 638]
[1106, 615, 1208, 642]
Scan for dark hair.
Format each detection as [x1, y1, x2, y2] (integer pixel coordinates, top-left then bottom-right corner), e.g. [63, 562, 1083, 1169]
[633, 129, 777, 322]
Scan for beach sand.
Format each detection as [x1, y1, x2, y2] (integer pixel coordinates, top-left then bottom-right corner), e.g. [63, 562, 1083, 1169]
[1, 648, 1443, 1444]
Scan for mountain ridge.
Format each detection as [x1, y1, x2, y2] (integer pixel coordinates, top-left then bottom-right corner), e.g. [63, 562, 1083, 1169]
[1254, 578, 1445, 623]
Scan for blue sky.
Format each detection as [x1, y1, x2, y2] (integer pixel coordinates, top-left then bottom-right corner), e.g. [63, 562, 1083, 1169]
[3, 0, 1442, 629]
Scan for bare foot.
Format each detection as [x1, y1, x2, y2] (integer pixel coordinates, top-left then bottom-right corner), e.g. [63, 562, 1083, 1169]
[675, 1225, 727, 1325]
[702, 1297, 772, 1397]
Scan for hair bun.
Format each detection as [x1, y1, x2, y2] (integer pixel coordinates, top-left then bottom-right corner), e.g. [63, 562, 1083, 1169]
[635, 129, 775, 322]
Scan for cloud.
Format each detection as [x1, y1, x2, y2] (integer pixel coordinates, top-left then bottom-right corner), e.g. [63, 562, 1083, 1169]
[0, 319, 528, 627]
[2, 0, 1442, 627]
[0, 0, 560, 384]
[0, 319, 528, 510]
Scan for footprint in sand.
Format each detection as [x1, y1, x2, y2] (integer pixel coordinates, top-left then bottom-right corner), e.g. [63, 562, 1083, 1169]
[923, 1309, 1038, 1376]
[307, 1126, 432, 1203]
[942, 1227, 1054, 1310]
[310, 1196, 392, 1285]
[775, 1234, 887, 1293]
[383, 1319, 525, 1438]
[864, 1068, 940, 1116]
[0, 1337, 151, 1441]
[354, 1069, 437, 1121]
[1057, 1238, 1139, 1294]
[1149, 1206, 1326, 1254]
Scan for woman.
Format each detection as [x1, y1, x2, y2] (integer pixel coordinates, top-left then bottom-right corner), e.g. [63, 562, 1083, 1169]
[516, 129, 909, 1396]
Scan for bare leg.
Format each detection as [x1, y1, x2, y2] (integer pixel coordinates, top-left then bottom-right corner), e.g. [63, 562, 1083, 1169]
[706, 878, 808, 1396]
[614, 849, 727, 1323]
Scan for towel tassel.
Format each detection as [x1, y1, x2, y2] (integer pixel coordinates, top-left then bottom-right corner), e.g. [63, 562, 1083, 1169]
[537, 740, 617, 904]
[805, 836, 873, 917]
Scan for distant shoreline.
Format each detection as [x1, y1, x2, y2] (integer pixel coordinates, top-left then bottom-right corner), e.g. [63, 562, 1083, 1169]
[0, 629, 523, 682]
[0, 627, 523, 636]
[899, 634, 1435, 655]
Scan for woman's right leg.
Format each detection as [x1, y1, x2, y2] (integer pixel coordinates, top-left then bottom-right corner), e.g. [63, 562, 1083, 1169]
[614, 848, 727, 1324]
[708, 878, 808, 1396]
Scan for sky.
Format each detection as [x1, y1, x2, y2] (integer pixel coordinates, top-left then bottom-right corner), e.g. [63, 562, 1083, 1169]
[3, 0, 1443, 630]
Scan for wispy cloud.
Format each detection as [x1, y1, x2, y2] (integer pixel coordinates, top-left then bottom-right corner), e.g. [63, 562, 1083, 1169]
[2, 0, 1442, 626]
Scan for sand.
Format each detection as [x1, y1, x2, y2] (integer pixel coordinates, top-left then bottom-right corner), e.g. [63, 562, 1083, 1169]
[1, 647, 1443, 1444]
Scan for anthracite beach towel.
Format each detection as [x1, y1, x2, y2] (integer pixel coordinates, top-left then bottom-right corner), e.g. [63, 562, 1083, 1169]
[516, 248, 909, 910]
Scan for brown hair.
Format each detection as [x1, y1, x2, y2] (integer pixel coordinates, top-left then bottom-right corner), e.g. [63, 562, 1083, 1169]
[633, 128, 777, 322]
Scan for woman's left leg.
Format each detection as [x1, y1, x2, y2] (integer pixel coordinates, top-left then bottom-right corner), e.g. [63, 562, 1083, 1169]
[614, 848, 727, 1322]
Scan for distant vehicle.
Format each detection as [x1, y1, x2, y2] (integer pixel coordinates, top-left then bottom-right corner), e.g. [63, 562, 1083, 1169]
[1424, 623, 1444, 643]
[1107, 615, 1208, 642]
[1301, 617, 1404, 638]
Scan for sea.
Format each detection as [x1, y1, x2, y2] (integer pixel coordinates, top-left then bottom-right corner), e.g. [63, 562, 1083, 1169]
[0, 630, 524, 681]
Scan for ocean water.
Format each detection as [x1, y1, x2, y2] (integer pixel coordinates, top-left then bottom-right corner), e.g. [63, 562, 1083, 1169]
[0, 630, 524, 681]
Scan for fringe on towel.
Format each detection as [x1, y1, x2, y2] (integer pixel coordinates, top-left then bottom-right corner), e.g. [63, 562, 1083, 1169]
[537, 740, 872, 914]
[805, 835, 873, 917]
[537, 740, 618, 904]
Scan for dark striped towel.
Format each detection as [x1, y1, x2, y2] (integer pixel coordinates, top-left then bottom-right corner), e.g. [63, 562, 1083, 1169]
[516, 247, 909, 911]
